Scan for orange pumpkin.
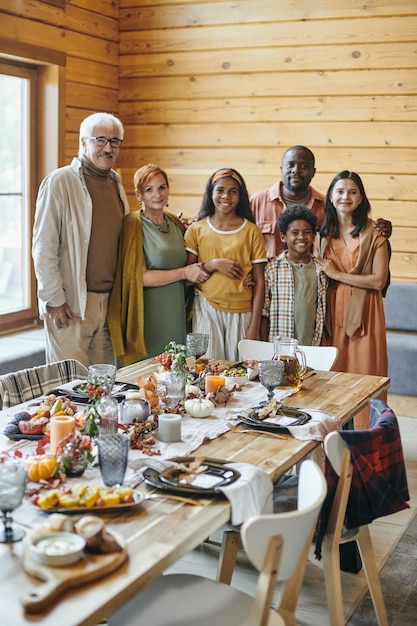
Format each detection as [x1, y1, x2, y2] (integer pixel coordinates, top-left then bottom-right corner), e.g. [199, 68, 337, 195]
[23, 455, 57, 482]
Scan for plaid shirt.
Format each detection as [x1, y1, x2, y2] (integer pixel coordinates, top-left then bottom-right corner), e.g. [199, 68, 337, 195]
[314, 400, 410, 559]
[262, 251, 327, 344]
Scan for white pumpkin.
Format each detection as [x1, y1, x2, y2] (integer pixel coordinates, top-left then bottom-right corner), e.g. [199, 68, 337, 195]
[184, 397, 215, 418]
[185, 384, 201, 397]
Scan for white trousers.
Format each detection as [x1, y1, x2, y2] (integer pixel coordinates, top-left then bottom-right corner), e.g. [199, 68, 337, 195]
[192, 295, 251, 361]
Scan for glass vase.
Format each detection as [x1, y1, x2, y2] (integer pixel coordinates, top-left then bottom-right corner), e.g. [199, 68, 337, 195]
[96, 378, 119, 434]
[165, 369, 186, 408]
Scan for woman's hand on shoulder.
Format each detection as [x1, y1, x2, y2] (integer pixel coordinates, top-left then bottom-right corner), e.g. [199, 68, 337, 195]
[314, 257, 339, 280]
[176, 211, 192, 229]
[374, 218, 392, 238]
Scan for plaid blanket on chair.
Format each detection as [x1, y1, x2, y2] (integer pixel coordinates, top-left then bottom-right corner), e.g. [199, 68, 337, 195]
[314, 399, 410, 559]
[0, 360, 88, 409]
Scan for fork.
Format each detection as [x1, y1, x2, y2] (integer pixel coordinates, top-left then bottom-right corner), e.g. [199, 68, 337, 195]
[226, 422, 287, 440]
[143, 492, 204, 506]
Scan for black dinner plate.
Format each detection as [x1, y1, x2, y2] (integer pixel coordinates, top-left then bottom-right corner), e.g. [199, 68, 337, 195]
[143, 457, 240, 497]
[51, 381, 140, 403]
[3, 431, 43, 441]
[159, 463, 239, 491]
[238, 406, 311, 433]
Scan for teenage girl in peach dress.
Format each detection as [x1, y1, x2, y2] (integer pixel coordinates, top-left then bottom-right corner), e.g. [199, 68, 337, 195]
[315, 171, 389, 429]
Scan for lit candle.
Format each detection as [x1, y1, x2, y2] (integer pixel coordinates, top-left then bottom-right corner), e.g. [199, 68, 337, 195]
[205, 375, 225, 394]
[50, 415, 75, 455]
[158, 413, 181, 443]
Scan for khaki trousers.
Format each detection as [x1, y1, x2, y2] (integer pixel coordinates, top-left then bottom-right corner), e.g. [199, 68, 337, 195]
[44, 292, 115, 368]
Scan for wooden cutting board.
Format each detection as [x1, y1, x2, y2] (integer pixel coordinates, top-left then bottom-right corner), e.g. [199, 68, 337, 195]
[21, 531, 127, 613]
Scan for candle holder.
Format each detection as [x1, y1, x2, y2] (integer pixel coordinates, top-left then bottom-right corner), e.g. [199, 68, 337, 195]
[204, 375, 225, 395]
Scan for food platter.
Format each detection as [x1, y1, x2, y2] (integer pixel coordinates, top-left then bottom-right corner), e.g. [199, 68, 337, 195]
[143, 457, 240, 497]
[35, 491, 144, 515]
[238, 406, 311, 433]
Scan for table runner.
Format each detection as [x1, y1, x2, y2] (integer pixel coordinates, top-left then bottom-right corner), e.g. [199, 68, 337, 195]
[127, 380, 340, 472]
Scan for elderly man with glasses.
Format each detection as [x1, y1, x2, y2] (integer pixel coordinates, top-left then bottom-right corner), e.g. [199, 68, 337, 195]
[32, 112, 129, 367]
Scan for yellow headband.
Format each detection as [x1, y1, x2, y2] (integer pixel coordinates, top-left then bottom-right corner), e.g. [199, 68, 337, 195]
[211, 169, 242, 186]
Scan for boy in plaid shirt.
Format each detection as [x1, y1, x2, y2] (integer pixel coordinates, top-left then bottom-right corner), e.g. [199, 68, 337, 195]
[261, 205, 327, 344]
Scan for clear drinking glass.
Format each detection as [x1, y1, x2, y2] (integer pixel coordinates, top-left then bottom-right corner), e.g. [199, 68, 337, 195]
[186, 333, 209, 360]
[0, 458, 27, 543]
[88, 363, 117, 390]
[97, 434, 129, 487]
[258, 360, 285, 402]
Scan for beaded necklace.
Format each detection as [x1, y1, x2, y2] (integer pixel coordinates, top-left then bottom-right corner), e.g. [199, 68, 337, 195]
[141, 211, 170, 233]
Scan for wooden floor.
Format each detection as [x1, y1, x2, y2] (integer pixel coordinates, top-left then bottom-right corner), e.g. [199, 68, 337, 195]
[166, 393, 417, 625]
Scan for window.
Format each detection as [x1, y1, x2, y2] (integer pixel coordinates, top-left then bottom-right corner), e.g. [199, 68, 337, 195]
[0, 62, 37, 332]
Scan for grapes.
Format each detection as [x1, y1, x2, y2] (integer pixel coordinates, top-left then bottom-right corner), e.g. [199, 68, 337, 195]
[4, 422, 20, 435]
[222, 368, 246, 377]
[12, 411, 31, 424]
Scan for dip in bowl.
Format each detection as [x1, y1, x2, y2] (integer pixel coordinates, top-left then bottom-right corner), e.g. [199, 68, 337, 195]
[29, 532, 86, 567]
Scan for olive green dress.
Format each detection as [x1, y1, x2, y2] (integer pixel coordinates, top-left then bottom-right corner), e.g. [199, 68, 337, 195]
[141, 217, 187, 357]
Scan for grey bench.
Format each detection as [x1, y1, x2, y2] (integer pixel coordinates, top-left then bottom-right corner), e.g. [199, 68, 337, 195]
[383, 283, 417, 396]
[0, 328, 45, 375]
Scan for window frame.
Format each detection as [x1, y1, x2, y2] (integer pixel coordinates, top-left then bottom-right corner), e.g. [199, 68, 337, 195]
[0, 46, 65, 334]
[0, 60, 38, 333]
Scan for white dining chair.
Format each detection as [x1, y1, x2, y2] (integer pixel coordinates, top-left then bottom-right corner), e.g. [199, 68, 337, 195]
[297, 345, 338, 371]
[108, 460, 327, 626]
[0, 359, 88, 409]
[238, 338, 275, 361]
[238, 339, 338, 371]
[319, 431, 389, 626]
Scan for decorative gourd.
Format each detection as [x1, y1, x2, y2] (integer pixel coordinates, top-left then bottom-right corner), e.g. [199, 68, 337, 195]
[184, 397, 215, 418]
[185, 384, 201, 397]
[23, 455, 57, 482]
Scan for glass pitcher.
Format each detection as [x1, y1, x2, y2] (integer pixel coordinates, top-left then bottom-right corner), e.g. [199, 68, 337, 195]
[272, 336, 307, 388]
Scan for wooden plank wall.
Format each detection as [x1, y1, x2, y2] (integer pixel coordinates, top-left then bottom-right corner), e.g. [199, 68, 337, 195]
[0, 1, 416, 282]
[118, 0, 417, 282]
[0, 0, 120, 162]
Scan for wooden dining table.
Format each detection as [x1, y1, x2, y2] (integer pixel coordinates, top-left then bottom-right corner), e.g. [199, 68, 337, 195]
[0, 360, 390, 626]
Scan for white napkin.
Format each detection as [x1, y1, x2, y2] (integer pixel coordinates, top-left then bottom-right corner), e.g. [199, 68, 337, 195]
[285, 409, 341, 441]
[218, 462, 273, 525]
[223, 386, 299, 421]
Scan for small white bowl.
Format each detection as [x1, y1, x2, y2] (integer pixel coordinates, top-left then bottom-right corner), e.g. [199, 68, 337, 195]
[222, 374, 248, 388]
[29, 532, 86, 567]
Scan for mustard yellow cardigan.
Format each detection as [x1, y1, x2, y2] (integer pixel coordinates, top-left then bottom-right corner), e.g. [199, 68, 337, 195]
[107, 210, 185, 366]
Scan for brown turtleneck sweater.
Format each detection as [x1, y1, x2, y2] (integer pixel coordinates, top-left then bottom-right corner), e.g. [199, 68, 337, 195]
[81, 156, 124, 292]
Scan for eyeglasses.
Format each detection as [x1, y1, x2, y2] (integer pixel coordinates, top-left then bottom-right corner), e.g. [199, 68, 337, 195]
[87, 136, 123, 148]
